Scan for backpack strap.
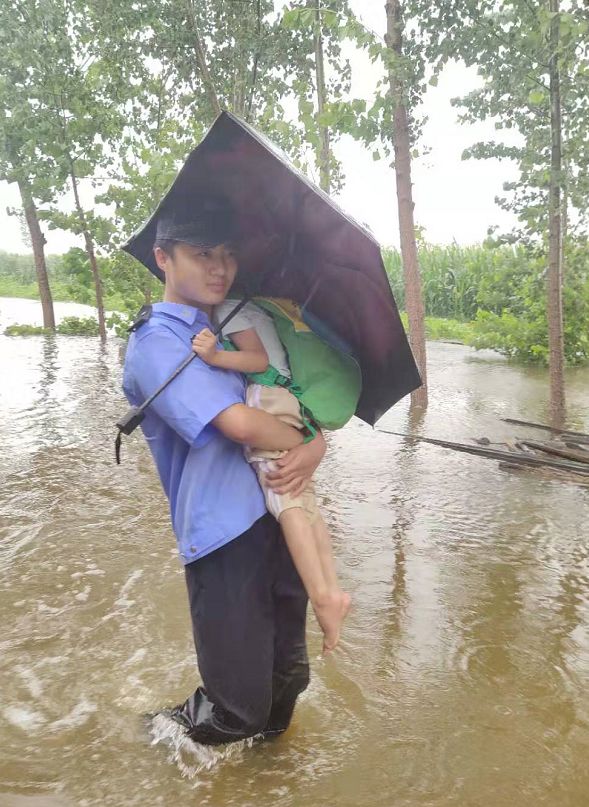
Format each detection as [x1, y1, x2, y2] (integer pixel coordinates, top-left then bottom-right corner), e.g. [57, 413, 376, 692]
[223, 337, 317, 443]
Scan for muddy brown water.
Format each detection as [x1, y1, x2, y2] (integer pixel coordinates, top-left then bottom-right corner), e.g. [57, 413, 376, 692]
[1, 298, 588, 807]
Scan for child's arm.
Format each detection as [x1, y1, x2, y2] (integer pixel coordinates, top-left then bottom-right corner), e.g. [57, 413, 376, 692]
[192, 327, 269, 374]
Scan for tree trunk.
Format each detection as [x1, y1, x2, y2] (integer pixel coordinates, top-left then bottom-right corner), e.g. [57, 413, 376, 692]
[385, 0, 427, 407]
[185, 0, 222, 118]
[547, 0, 566, 428]
[313, 1, 331, 193]
[245, 0, 262, 121]
[560, 179, 567, 279]
[17, 180, 56, 331]
[232, 25, 248, 117]
[69, 167, 107, 341]
[232, 50, 248, 116]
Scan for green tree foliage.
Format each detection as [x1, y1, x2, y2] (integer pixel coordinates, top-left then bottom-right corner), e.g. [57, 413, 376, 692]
[0, 251, 65, 298]
[0, 0, 78, 328]
[407, 0, 588, 240]
[280, 0, 358, 192]
[0, 2, 69, 202]
[96, 0, 353, 315]
[403, 0, 588, 408]
[0, 252, 39, 285]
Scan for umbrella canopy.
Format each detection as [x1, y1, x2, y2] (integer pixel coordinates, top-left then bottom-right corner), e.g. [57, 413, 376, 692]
[122, 111, 421, 425]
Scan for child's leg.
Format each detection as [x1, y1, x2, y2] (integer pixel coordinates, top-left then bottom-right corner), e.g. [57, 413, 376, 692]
[279, 507, 330, 602]
[279, 507, 350, 652]
[311, 512, 340, 593]
[310, 513, 351, 645]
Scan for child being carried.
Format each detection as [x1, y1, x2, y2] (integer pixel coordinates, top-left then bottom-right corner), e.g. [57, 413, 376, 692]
[192, 297, 351, 651]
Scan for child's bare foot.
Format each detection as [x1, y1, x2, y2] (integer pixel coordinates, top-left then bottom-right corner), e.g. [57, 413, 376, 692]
[313, 591, 352, 652]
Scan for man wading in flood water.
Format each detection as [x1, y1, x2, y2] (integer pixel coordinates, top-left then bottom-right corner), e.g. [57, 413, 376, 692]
[122, 195, 326, 744]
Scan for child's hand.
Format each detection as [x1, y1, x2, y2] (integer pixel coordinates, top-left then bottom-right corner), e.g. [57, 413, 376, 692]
[192, 328, 219, 365]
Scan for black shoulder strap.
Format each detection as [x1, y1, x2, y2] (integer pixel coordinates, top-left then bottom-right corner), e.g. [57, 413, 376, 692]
[127, 304, 153, 333]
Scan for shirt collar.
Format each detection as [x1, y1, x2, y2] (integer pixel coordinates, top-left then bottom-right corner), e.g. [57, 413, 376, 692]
[152, 301, 211, 328]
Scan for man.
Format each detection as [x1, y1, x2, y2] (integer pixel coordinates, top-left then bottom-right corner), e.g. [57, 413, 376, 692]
[122, 195, 326, 744]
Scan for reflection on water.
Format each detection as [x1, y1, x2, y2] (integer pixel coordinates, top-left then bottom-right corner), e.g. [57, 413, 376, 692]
[1, 297, 588, 806]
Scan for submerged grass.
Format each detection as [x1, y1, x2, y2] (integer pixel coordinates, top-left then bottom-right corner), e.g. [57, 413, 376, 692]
[399, 313, 475, 344]
[0, 277, 70, 301]
[4, 316, 100, 337]
[0, 277, 124, 313]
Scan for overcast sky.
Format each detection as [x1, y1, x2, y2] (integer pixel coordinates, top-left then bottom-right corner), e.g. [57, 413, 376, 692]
[0, 1, 520, 255]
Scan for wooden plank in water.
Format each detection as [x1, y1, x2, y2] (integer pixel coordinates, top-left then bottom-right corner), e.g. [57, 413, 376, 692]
[499, 461, 589, 487]
[521, 440, 589, 465]
[502, 417, 589, 442]
[564, 441, 589, 452]
[378, 430, 589, 476]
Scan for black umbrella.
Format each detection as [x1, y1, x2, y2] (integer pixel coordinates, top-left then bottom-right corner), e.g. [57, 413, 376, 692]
[119, 111, 420, 440]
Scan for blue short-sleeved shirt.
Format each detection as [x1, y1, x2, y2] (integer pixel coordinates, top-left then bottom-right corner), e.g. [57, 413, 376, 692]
[122, 301, 266, 564]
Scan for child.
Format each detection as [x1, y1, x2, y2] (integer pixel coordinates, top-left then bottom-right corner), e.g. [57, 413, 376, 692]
[192, 298, 351, 651]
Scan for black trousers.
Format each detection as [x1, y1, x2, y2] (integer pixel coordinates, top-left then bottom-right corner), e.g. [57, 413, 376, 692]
[176, 513, 310, 744]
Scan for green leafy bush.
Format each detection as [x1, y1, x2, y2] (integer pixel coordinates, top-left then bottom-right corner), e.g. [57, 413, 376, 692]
[425, 317, 474, 343]
[467, 310, 549, 362]
[106, 312, 132, 338]
[56, 316, 100, 336]
[5, 317, 100, 336]
[466, 243, 589, 365]
[4, 324, 52, 336]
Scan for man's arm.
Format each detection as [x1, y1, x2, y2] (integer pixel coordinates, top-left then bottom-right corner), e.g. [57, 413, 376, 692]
[213, 403, 304, 451]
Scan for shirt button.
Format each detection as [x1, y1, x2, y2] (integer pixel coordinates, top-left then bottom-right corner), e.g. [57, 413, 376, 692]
[190, 545, 197, 553]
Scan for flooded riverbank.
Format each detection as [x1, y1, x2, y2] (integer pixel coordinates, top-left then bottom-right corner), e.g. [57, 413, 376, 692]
[1, 297, 588, 806]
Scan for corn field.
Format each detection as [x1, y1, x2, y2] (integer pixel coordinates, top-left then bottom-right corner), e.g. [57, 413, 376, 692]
[383, 241, 589, 365]
[382, 243, 532, 321]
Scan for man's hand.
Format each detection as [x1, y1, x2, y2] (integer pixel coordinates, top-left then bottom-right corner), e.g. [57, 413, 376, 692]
[192, 328, 218, 365]
[265, 431, 326, 496]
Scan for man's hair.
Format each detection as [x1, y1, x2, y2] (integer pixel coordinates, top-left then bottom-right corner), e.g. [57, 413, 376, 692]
[153, 238, 178, 257]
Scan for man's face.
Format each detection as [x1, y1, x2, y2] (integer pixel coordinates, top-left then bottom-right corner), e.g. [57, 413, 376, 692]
[154, 242, 238, 309]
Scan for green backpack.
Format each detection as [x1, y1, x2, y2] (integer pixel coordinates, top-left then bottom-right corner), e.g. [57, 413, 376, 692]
[245, 297, 362, 431]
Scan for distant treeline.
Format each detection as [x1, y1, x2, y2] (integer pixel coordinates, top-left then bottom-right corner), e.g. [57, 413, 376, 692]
[2, 242, 588, 364]
[0, 249, 145, 312]
[0, 251, 62, 284]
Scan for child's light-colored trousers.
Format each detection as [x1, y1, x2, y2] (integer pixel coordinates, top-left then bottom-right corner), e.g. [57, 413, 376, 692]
[245, 383, 319, 524]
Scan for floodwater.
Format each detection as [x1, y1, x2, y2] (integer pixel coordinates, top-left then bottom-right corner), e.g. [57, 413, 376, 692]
[1, 296, 588, 807]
